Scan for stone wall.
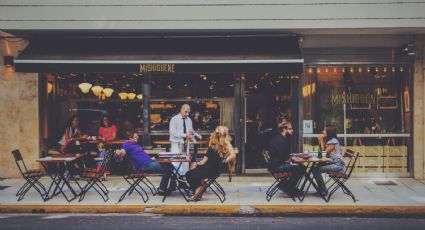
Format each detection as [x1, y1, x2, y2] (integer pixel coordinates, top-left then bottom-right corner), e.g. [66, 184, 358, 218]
[0, 38, 39, 178]
[414, 35, 425, 179]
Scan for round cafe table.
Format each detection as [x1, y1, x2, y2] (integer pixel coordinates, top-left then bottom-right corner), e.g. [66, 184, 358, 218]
[152, 140, 209, 153]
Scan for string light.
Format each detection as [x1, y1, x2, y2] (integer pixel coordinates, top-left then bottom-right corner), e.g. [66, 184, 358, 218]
[308, 68, 313, 74]
[317, 68, 321, 73]
[367, 67, 370, 73]
[384, 67, 387, 73]
[325, 68, 329, 73]
[350, 67, 354, 73]
[358, 67, 362, 73]
[333, 68, 337, 73]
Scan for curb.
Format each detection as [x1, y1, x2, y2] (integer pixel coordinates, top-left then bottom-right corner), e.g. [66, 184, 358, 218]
[2, 205, 425, 216]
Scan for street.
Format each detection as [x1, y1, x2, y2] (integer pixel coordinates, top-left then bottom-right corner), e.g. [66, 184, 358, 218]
[0, 214, 425, 230]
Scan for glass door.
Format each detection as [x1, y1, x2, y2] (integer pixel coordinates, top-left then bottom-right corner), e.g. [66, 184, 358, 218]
[243, 73, 296, 170]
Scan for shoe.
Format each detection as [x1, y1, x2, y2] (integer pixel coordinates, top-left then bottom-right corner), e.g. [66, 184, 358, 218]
[289, 188, 304, 196]
[157, 188, 170, 196]
[177, 177, 189, 190]
[188, 186, 203, 201]
[313, 191, 328, 197]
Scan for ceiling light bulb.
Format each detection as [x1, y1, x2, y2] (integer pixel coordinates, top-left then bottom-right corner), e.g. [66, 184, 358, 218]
[78, 83, 92, 94]
[91, 85, 104, 97]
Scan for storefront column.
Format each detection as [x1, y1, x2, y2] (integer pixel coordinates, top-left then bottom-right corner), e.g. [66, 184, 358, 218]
[413, 35, 425, 179]
[142, 74, 151, 147]
[234, 73, 244, 173]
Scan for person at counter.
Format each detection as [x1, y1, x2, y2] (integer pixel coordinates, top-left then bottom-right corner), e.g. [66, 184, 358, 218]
[268, 121, 305, 196]
[115, 132, 173, 196]
[169, 104, 195, 176]
[313, 125, 346, 197]
[98, 115, 118, 141]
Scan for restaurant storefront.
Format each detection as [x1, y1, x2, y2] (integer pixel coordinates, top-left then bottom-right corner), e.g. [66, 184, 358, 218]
[12, 35, 304, 173]
[0, 34, 417, 176]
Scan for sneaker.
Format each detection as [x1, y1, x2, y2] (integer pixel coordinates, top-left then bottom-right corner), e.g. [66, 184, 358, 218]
[177, 177, 189, 189]
[157, 188, 170, 196]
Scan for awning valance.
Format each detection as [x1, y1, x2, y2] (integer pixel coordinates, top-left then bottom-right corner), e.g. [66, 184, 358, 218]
[14, 36, 303, 73]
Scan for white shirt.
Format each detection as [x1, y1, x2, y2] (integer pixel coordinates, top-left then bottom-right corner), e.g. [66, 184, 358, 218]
[169, 113, 193, 143]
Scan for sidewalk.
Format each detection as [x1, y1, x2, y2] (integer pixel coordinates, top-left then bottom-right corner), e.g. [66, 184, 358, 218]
[1, 176, 425, 215]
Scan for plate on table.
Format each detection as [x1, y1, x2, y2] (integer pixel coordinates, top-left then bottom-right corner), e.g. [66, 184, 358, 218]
[300, 154, 312, 159]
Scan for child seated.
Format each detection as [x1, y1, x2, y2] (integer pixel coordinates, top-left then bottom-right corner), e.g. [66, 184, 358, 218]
[96, 141, 108, 181]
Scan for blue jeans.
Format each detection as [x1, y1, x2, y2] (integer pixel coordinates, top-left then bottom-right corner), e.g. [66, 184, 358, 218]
[313, 163, 345, 193]
[138, 160, 173, 191]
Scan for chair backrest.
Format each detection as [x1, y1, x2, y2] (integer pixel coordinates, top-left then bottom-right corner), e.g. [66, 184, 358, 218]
[97, 150, 114, 176]
[343, 149, 359, 177]
[11, 149, 29, 177]
[262, 150, 274, 172]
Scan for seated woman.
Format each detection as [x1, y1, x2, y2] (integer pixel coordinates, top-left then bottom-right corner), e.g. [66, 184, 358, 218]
[312, 125, 346, 197]
[98, 115, 118, 142]
[58, 115, 88, 153]
[185, 125, 236, 201]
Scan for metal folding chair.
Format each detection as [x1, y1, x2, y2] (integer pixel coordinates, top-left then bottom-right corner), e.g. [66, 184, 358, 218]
[11, 149, 48, 201]
[192, 163, 227, 203]
[325, 149, 359, 202]
[118, 155, 157, 203]
[78, 150, 114, 202]
[262, 150, 296, 202]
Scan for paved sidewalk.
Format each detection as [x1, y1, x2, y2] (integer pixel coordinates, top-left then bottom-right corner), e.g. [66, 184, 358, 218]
[1, 176, 425, 215]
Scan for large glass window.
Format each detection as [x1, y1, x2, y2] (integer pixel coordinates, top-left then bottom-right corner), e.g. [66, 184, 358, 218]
[303, 66, 411, 174]
[41, 72, 235, 149]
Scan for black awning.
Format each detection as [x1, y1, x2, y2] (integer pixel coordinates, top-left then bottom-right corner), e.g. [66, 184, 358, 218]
[14, 36, 303, 73]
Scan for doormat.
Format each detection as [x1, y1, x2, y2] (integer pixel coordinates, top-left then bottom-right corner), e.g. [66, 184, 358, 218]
[0, 185, 10, 190]
[373, 180, 397, 186]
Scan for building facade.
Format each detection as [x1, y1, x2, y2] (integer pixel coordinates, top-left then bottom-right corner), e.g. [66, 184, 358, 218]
[1, 0, 425, 178]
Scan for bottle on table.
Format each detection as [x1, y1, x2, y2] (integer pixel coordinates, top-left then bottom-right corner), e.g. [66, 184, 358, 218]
[318, 147, 323, 159]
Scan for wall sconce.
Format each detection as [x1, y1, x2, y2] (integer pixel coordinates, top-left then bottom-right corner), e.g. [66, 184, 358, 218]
[47, 82, 53, 94]
[3, 56, 14, 67]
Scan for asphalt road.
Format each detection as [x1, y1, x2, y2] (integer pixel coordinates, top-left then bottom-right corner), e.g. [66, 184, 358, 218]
[1, 214, 425, 230]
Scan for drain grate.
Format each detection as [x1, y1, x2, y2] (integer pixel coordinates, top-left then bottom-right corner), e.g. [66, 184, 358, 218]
[0, 185, 10, 190]
[373, 180, 397, 186]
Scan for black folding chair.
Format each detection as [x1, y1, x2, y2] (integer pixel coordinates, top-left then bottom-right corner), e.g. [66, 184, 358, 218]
[193, 163, 227, 203]
[11, 149, 48, 201]
[78, 150, 114, 202]
[325, 149, 359, 202]
[262, 150, 296, 202]
[118, 156, 157, 203]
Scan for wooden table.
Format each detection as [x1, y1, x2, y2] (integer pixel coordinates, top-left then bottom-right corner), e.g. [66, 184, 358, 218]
[153, 140, 209, 153]
[37, 154, 85, 202]
[291, 156, 332, 202]
[89, 139, 126, 146]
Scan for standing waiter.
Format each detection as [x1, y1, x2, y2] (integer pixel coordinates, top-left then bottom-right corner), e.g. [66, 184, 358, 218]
[169, 104, 194, 176]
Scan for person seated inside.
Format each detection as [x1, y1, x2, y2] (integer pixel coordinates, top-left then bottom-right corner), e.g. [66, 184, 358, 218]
[313, 125, 346, 197]
[98, 115, 118, 142]
[114, 132, 173, 196]
[184, 126, 236, 201]
[57, 115, 89, 153]
[95, 141, 108, 181]
[268, 121, 306, 196]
